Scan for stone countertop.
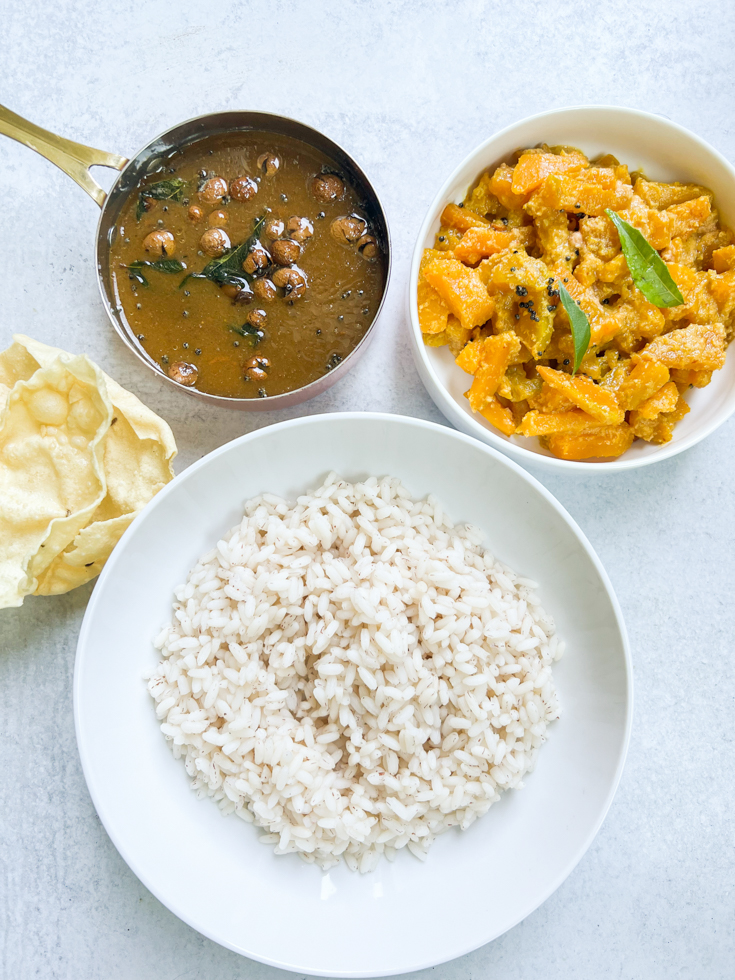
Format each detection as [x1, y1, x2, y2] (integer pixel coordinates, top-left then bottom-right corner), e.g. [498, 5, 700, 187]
[1, 1, 733, 978]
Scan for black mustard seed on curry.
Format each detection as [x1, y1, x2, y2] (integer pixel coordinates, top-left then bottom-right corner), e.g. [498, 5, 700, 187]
[110, 131, 386, 398]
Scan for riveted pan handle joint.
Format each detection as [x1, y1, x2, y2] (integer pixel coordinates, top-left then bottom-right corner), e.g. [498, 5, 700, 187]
[0, 104, 128, 207]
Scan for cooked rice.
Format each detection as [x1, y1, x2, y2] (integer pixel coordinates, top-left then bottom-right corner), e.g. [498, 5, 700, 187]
[147, 474, 563, 872]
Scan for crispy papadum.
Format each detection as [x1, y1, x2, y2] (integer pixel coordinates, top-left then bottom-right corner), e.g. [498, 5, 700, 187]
[0, 336, 176, 607]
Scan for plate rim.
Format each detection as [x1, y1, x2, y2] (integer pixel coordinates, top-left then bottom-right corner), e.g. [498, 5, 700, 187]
[73, 411, 633, 977]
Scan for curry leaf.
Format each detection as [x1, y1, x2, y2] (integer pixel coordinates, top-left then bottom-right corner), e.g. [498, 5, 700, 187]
[231, 322, 264, 346]
[558, 284, 591, 375]
[180, 214, 267, 289]
[135, 178, 187, 221]
[605, 209, 684, 308]
[127, 258, 186, 287]
[127, 265, 149, 287]
[142, 259, 185, 274]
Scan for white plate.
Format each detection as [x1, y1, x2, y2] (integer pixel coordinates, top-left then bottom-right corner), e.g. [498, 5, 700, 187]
[408, 105, 735, 472]
[74, 413, 631, 977]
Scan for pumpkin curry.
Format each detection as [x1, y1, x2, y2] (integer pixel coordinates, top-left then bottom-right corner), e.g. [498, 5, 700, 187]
[419, 145, 735, 460]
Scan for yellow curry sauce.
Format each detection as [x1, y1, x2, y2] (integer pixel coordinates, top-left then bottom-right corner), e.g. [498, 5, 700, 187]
[110, 132, 386, 398]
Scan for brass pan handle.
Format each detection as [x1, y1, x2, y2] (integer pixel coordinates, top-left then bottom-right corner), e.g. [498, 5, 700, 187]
[0, 103, 128, 207]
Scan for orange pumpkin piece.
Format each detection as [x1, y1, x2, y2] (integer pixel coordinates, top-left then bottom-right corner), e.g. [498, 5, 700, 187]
[417, 280, 450, 335]
[528, 381, 577, 413]
[631, 394, 690, 443]
[666, 196, 712, 238]
[639, 322, 726, 371]
[653, 396, 690, 443]
[540, 173, 634, 216]
[637, 210, 673, 250]
[634, 381, 680, 420]
[598, 253, 628, 283]
[711, 245, 735, 273]
[483, 250, 546, 291]
[576, 166, 619, 189]
[616, 357, 670, 410]
[579, 214, 620, 260]
[536, 365, 625, 424]
[467, 333, 522, 412]
[423, 315, 472, 354]
[573, 251, 603, 288]
[479, 396, 517, 436]
[524, 200, 572, 267]
[616, 292, 667, 342]
[627, 414, 656, 442]
[489, 164, 526, 210]
[511, 151, 587, 196]
[420, 247, 455, 270]
[670, 368, 713, 388]
[618, 199, 672, 250]
[708, 269, 735, 322]
[440, 203, 489, 233]
[517, 409, 602, 436]
[633, 178, 712, 210]
[453, 226, 517, 264]
[545, 424, 635, 460]
[662, 264, 720, 324]
[455, 338, 483, 375]
[422, 258, 495, 330]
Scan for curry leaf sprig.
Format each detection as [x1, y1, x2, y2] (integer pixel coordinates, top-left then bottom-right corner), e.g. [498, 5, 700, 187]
[605, 209, 684, 308]
[180, 214, 267, 290]
[557, 284, 591, 375]
[135, 178, 188, 221]
[127, 258, 186, 287]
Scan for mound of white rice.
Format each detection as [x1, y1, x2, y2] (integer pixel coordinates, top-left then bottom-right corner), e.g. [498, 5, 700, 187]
[147, 474, 563, 872]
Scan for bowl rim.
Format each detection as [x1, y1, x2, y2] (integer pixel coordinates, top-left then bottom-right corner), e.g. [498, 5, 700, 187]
[96, 110, 392, 412]
[408, 103, 735, 473]
[73, 411, 633, 976]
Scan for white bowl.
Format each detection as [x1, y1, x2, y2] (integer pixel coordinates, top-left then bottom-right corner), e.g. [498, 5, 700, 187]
[74, 413, 631, 976]
[408, 105, 735, 472]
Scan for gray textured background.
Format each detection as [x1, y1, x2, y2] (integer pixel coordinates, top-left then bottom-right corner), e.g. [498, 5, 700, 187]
[1, 1, 734, 978]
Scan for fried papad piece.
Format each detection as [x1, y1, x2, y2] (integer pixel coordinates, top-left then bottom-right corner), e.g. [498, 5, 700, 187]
[0, 335, 176, 604]
[0, 351, 110, 606]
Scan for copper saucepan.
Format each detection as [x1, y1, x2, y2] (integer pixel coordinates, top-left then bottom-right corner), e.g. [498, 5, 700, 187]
[0, 106, 391, 410]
